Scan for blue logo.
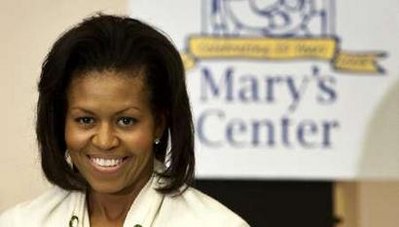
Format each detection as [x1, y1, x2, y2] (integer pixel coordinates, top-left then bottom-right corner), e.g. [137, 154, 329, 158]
[203, 0, 335, 37]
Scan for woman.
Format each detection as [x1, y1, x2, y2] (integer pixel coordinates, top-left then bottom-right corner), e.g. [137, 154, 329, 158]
[0, 14, 249, 227]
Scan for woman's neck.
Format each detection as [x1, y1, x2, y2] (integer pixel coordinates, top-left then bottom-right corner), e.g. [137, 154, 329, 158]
[87, 174, 152, 226]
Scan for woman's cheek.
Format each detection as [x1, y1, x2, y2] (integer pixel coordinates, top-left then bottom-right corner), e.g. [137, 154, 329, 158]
[123, 133, 154, 154]
[65, 125, 90, 151]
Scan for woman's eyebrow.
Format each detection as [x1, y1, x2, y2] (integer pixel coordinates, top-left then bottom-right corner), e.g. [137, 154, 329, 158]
[115, 107, 141, 115]
[69, 107, 96, 115]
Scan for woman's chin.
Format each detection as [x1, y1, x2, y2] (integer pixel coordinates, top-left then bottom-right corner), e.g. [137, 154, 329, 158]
[88, 180, 141, 196]
[90, 182, 124, 194]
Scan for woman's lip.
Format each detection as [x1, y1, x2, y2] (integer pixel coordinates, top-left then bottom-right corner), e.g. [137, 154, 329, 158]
[87, 155, 130, 174]
[87, 154, 128, 159]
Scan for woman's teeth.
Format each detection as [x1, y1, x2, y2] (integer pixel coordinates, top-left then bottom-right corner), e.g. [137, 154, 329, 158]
[91, 157, 123, 167]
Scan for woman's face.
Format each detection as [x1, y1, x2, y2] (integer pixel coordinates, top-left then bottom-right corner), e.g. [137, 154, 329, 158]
[65, 70, 164, 195]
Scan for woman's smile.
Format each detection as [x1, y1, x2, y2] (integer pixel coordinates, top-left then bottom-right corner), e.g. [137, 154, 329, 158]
[88, 155, 130, 174]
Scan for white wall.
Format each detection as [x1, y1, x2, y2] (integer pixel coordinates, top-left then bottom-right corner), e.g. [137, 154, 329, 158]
[0, 0, 126, 212]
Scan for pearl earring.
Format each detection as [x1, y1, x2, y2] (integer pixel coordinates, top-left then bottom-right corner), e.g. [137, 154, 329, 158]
[154, 138, 160, 145]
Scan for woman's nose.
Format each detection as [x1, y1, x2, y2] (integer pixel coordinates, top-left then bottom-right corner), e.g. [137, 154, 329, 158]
[91, 123, 119, 150]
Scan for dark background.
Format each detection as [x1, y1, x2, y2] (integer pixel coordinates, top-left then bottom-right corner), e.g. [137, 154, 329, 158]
[195, 180, 336, 227]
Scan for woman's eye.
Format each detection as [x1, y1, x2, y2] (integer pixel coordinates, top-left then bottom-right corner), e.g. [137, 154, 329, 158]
[76, 117, 95, 125]
[117, 117, 136, 127]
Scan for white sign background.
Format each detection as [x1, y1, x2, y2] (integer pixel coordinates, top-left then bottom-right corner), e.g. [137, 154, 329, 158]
[129, 0, 399, 180]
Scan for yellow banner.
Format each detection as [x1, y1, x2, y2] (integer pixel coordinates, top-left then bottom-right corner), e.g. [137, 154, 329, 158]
[333, 52, 385, 73]
[182, 36, 384, 74]
[189, 36, 336, 59]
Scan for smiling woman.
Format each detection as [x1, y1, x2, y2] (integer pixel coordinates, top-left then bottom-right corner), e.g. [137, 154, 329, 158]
[65, 71, 159, 197]
[0, 14, 249, 227]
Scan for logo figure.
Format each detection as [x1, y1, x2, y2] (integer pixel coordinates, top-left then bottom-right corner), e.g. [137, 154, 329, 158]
[203, 0, 335, 37]
[181, 0, 384, 74]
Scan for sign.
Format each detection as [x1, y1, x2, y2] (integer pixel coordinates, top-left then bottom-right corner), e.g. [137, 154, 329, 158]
[129, 0, 399, 180]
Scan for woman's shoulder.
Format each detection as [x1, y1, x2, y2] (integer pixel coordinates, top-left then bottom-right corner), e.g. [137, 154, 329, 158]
[157, 186, 250, 226]
[0, 186, 80, 226]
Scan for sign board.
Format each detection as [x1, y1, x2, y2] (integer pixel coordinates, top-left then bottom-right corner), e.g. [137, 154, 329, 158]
[129, 0, 399, 180]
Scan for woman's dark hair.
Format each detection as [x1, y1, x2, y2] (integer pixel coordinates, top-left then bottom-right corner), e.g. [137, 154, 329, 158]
[36, 14, 194, 194]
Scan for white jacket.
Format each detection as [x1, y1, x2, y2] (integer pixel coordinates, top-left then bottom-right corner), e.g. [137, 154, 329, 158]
[0, 176, 249, 227]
